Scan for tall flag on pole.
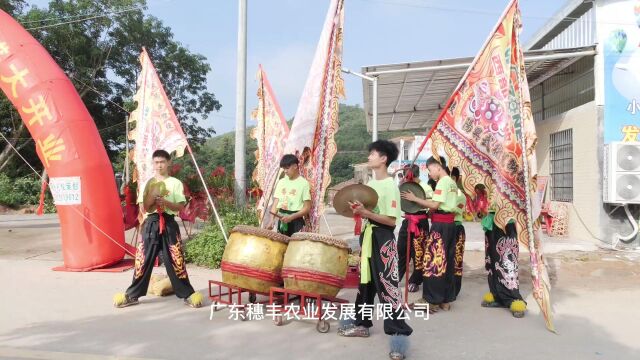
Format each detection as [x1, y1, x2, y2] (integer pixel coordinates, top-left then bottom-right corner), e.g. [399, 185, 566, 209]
[251, 65, 290, 222]
[129, 48, 188, 193]
[416, 0, 554, 331]
[284, 0, 345, 232]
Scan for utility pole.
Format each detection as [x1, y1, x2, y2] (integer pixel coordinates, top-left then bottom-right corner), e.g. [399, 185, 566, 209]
[234, 0, 248, 206]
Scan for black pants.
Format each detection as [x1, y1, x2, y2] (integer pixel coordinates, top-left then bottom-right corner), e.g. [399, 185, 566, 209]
[454, 223, 466, 298]
[485, 222, 524, 307]
[422, 221, 457, 304]
[277, 210, 305, 236]
[397, 213, 429, 286]
[126, 213, 195, 299]
[354, 222, 413, 336]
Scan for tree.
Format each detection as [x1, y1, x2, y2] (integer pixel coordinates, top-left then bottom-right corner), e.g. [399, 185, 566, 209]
[0, 0, 222, 177]
[0, 0, 25, 15]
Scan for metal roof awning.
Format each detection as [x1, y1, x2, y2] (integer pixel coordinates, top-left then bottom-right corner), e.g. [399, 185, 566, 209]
[360, 46, 596, 132]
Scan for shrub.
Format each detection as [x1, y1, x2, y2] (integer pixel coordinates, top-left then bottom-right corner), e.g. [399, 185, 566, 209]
[185, 201, 259, 269]
[0, 174, 55, 212]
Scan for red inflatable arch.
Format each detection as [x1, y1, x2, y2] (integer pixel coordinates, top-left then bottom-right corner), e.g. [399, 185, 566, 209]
[0, 10, 125, 270]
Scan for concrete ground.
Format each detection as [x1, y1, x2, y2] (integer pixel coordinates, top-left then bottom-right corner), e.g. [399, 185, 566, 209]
[0, 212, 639, 360]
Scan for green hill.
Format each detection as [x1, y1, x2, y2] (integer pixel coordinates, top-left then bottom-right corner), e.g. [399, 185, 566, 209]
[202, 104, 416, 186]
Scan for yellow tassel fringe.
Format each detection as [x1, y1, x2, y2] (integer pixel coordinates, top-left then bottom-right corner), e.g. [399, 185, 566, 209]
[482, 292, 495, 303]
[113, 293, 127, 306]
[510, 300, 527, 312]
[189, 292, 204, 307]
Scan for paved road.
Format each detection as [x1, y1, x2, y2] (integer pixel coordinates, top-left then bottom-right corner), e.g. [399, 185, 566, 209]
[0, 213, 638, 359]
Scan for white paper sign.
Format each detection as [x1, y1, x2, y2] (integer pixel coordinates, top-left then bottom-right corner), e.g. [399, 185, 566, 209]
[49, 177, 81, 205]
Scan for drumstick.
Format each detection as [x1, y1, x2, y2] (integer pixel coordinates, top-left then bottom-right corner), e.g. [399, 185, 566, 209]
[321, 213, 334, 237]
[270, 212, 283, 219]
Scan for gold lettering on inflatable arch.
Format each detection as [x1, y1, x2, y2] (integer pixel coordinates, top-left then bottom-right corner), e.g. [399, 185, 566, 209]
[0, 63, 29, 99]
[22, 95, 53, 127]
[37, 133, 65, 167]
[0, 42, 9, 56]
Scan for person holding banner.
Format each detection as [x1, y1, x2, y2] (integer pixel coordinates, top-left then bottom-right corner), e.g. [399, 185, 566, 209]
[451, 167, 467, 298]
[267, 154, 311, 236]
[113, 150, 203, 309]
[397, 164, 433, 293]
[401, 157, 458, 313]
[338, 140, 412, 360]
[481, 203, 527, 318]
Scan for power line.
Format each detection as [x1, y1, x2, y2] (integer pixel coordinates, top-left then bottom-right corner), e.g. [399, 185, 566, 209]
[69, 75, 130, 113]
[25, 6, 144, 31]
[20, 5, 144, 25]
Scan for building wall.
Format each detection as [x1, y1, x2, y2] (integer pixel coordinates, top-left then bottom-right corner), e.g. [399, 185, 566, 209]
[530, 56, 595, 122]
[527, 0, 595, 51]
[535, 101, 602, 242]
[540, 6, 596, 51]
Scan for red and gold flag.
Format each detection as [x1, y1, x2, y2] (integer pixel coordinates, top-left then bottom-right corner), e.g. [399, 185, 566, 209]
[251, 65, 290, 221]
[418, 0, 554, 331]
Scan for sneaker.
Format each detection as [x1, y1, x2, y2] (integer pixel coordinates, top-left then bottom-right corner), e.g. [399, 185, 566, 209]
[413, 298, 438, 313]
[407, 283, 419, 293]
[113, 293, 139, 308]
[389, 334, 408, 359]
[184, 292, 204, 308]
[481, 300, 505, 308]
[338, 325, 370, 337]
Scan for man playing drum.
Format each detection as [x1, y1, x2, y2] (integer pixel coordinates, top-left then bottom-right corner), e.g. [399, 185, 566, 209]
[401, 157, 458, 313]
[268, 154, 311, 236]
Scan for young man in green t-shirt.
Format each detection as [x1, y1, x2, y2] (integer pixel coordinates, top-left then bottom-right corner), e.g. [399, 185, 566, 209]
[338, 140, 412, 360]
[401, 157, 458, 313]
[451, 167, 466, 298]
[114, 150, 202, 309]
[268, 154, 311, 236]
[397, 164, 432, 294]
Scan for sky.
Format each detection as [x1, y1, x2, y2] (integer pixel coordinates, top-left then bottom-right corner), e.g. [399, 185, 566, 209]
[29, 0, 568, 134]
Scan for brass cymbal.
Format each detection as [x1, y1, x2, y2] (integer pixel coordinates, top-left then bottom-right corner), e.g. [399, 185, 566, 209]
[399, 181, 426, 214]
[333, 184, 378, 218]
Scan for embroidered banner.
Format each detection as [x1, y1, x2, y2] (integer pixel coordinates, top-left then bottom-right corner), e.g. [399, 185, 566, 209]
[417, 0, 554, 331]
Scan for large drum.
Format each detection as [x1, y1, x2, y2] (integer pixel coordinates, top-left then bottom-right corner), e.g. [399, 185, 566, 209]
[282, 232, 349, 297]
[221, 225, 290, 293]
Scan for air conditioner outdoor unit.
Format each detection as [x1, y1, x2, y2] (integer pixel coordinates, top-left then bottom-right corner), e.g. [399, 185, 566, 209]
[603, 142, 640, 204]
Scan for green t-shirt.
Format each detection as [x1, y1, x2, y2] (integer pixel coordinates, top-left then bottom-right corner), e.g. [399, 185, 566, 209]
[481, 210, 515, 231]
[481, 212, 495, 232]
[367, 177, 401, 221]
[419, 181, 434, 199]
[415, 181, 434, 212]
[432, 176, 459, 213]
[454, 188, 467, 223]
[138, 176, 186, 215]
[274, 176, 311, 212]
